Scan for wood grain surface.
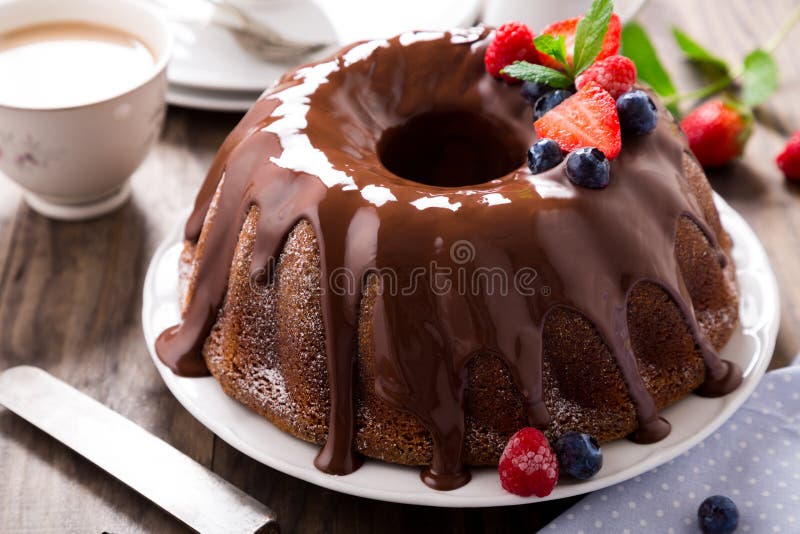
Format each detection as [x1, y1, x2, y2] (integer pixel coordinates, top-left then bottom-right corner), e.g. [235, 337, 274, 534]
[1, 0, 799, 531]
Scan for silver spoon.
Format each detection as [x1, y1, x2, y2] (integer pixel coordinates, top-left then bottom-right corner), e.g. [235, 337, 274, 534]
[203, 0, 329, 62]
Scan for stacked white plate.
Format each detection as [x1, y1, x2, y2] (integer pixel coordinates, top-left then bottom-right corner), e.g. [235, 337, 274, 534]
[158, 0, 484, 112]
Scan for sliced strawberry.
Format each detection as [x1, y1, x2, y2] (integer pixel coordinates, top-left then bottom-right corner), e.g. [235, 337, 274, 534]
[538, 14, 621, 71]
[538, 17, 579, 70]
[601, 14, 622, 61]
[534, 82, 622, 160]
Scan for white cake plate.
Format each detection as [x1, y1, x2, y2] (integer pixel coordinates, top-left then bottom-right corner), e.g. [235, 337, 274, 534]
[142, 194, 779, 507]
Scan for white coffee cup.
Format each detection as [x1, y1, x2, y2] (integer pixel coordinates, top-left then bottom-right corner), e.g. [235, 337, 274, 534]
[0, 0, 172, 220]
[483, 0, 651, 30]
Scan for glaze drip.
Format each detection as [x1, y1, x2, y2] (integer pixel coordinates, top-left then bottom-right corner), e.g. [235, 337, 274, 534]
[155, 28, 743, 491]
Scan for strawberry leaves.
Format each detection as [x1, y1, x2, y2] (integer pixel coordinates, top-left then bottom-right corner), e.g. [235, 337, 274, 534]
[621, 7, 797, 119]
[671, 28, 730, 78]
[667, 26, 781, 113]
[742, 50, 778, 107]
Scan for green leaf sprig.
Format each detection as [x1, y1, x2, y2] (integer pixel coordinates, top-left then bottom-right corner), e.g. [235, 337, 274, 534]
[501, 62, 573, 89]
[742, 49, 778, 107]
[533, 34, 570, 72]
[572, 0, 614, 74]
[672, 28, 729, 79]
[620, 22, 678, 115]
[500, 0, 614, 87]
[621, 5, 799, 117]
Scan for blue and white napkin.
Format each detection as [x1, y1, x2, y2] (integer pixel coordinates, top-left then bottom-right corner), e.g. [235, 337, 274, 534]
[546, 361, 800, 533]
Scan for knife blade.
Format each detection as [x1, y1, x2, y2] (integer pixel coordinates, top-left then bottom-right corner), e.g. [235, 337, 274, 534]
[0, 366, 279, 533]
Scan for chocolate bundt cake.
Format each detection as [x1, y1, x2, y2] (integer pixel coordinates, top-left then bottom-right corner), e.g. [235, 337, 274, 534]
[156, 28, 742, 490]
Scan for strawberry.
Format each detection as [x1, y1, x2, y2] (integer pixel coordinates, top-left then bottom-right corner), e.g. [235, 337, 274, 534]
[777, 130, 800, 181]
[538, 13, 621, 71]
[499, 427, 559, 497]
[575, 55, 637, 98]
[680, 100, 752, 168]
[534, 82, 622, 160]
[485, 22, 539, 82]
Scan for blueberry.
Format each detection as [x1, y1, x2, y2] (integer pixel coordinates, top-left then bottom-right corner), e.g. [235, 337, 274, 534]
[616, 90, 658, 135]
[554, 432, 603, 480]
[698, 495, 739, 534]
[527, 139, 564, 174]
[521, 81, 549, 106]
[565, 148, 610, 189]
[534, 89, 573, 121]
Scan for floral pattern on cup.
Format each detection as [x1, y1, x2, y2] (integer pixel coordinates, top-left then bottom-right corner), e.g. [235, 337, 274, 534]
[0, 130, 65, 171]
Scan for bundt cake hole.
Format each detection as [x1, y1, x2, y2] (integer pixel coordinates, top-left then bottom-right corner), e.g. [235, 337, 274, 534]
[377, 109, 527, 187]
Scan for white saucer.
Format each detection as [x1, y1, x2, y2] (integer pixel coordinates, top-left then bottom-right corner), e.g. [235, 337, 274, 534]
[24, 182, 132, 221]
[158, 0, 483, 104]
[142, 194, 778, 507]
[167, 84, 260, 113]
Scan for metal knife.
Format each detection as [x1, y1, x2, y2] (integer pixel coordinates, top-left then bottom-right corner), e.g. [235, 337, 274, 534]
[0, 366, 279, 534]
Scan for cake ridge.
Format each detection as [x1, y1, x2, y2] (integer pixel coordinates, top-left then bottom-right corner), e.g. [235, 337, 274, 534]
[155, 28, 742, 491]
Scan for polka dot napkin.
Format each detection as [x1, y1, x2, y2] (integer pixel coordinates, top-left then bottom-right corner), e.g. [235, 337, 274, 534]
[545, 363, 800, 533]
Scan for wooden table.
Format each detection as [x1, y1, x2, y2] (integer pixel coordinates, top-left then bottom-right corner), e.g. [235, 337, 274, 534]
[1, 0, 798, 531]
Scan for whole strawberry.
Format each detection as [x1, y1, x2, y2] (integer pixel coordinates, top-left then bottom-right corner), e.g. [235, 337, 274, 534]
[777, 130, 800, 181]
[498, 427, 559, 497]
[485, 22, 539, 82]
[538, 13, 621, 71]
[576, 55, 637, 99]
[680, 100, 752, 168]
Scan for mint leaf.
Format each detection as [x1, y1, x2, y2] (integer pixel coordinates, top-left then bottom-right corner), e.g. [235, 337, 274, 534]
[621, 22, 679, 115]
[534, 34, 570, 72]
[572, 0, 614, 74]
[501, 61, 573, 88]
[742, 49, 778, 107]
[672, 28, 729, 77]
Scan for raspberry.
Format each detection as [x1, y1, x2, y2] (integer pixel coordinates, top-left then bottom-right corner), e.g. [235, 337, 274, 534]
[534, 82, 622, 160]
[484, 22, 539, 82]
[498, 427, 558, 497]
[538, 14, 621, 70]
[680, 100, 752, 168]
[777, 130, 800, 181]
[576, 55, 637, 98]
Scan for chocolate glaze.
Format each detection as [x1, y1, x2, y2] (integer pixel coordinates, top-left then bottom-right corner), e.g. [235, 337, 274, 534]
[155, 27, 743, 491]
